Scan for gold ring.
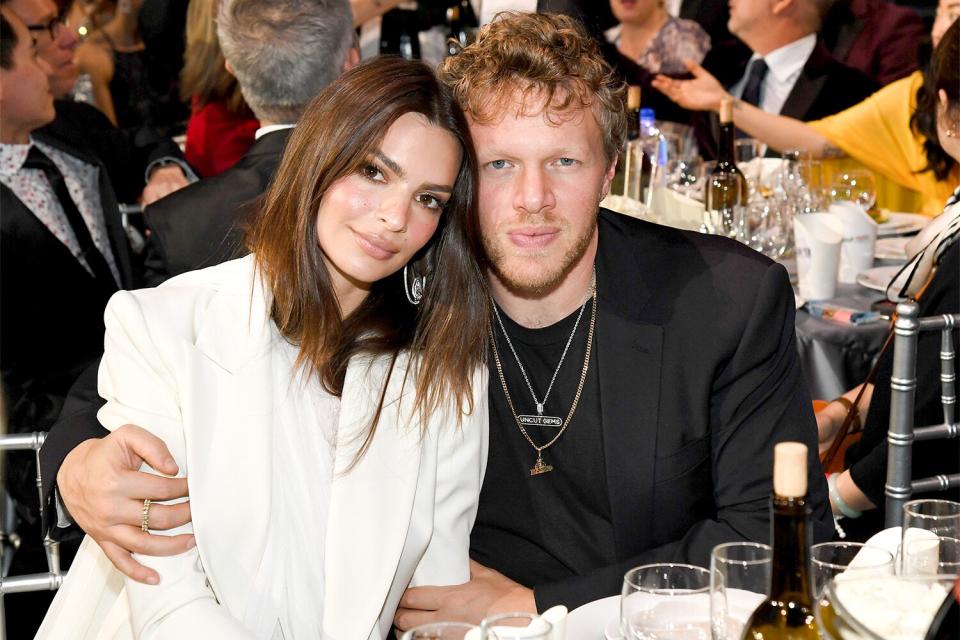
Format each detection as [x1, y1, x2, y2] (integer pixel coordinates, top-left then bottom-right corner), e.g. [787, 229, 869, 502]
[141, 498, 152, 532]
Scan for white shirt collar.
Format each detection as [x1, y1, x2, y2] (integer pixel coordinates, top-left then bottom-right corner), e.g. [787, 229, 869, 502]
[0, 137, 34, 177]
[255, 124, 296, 140]
[755, 33, 817, 84]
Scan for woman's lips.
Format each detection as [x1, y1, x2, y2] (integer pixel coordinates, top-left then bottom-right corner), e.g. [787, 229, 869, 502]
[353, 230, 400, 260]
[507, 227, 560, 249]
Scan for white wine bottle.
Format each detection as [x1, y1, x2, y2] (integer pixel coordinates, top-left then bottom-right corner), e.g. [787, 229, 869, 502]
[705, 99, 748, 237]
[741, 442, 818, 639]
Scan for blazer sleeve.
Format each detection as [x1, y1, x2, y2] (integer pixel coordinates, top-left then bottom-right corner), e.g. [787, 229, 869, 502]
[410, 370, 489, 587]
[534, 263, 833, 611]
[97, 290, 255, 639]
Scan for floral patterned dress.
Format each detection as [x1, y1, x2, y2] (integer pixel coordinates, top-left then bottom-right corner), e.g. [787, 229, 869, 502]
[606, 16, 711, 76]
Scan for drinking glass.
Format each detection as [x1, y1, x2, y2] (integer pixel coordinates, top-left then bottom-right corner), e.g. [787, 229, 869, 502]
[901, 499, 960, 574]
[480, 612, 551, 640]
[709, 542, 771, 640]
[739, 200, 789, 259]
[902, 535, 960, 576]
[734, 138, 765, 165]
[810, 542, 894, 597]
[830, 170, 877, 210]
[621, 564, 711, 640]
[400, 622, 480, 640]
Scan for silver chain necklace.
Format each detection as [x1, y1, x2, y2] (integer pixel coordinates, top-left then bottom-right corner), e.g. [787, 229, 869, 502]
[490, 269, 596, 429]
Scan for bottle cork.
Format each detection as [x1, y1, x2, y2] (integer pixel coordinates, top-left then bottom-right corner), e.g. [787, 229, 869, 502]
[719, 98, 734, 124]
[773, 441, 808, 498]
[627, 86, 641, 111]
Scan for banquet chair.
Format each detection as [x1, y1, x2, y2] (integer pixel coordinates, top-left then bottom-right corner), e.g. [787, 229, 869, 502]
[0, 432, 63, 640]
[885, 301, 960, 527]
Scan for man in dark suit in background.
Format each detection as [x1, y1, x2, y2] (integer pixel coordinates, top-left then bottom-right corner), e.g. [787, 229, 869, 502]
[654, 0, 878, 156]
[140, 0, 358, 283]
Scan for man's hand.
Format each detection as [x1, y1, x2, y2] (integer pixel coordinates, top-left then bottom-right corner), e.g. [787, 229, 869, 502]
[394, 560, 536, 630]
[141, 165, 189, 206]
[652, 60, 730, 113]
[57, 424, 194, 584]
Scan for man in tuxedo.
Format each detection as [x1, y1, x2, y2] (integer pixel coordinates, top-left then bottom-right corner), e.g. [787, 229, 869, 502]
[6, 0, 192, 205]
[139, 0, 358, 283]
[654, 0, 877, 156]
[40, 10, 831, 619]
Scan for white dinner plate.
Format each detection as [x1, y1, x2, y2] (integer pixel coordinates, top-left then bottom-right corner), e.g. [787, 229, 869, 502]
[856, 265, 904, 292]
[876, 212, 928, 238]
[566, 591, 765, 640]
[874, 237, 910, 261]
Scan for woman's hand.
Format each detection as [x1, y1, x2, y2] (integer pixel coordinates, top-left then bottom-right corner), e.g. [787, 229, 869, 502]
[652, 60, 731, 113]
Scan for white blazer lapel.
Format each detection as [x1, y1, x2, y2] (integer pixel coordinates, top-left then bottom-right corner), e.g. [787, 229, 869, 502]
[323, 354, 422, 639]
[181, 257, 276, 615]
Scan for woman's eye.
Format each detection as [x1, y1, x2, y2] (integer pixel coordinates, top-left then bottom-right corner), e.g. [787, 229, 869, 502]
[360, 163, 385, 181]
[489, 160, 508, 170]
[417, 193, 443, 211]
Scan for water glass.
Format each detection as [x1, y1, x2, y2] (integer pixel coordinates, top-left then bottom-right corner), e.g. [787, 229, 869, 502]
[739, 200, 789, 259]
[902, 535, 960, 576]
[709, 543, 771, 640]
[480, 612, 551, 640]
[401, 622, 480, 640]
[810, 542, 894, 597]
[830, 170, 876, 210]
[901, 499, 960, 574]
[621, 564, 711, 639]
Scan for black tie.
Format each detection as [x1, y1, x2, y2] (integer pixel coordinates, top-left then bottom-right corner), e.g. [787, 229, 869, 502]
[23, 145, 118, 288]
[740, 58, 769, 108]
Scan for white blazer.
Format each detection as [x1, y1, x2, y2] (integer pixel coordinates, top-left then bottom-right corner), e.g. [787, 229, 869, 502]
[37, 255, 489, 640]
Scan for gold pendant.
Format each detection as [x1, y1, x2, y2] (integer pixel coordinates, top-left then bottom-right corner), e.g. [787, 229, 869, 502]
[530, 455, 554, 476]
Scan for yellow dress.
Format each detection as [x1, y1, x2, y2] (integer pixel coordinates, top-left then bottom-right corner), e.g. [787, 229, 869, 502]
[809, 71, 958, 216]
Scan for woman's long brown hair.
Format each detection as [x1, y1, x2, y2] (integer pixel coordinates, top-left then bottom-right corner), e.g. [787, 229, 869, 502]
[246, 57, 489, 459]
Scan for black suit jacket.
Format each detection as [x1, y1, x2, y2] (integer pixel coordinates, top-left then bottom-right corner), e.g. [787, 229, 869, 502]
[2, 133, 136, 507]
[522, 211, 832, 609]
[141, 128, 290, 284]
[39, 100, 184, 204]
[696, 40, 879, 158]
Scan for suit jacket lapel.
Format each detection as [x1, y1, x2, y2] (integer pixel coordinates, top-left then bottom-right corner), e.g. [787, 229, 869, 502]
[779, 43, 829, 121]
[324, 354, 422, 639]
[595, 213, 665, 559]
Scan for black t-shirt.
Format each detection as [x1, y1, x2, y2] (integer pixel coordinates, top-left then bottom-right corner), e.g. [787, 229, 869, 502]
[470, 297, 617, 588]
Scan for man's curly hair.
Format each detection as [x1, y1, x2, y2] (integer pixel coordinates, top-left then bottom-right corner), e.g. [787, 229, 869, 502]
[438, 11, 627, 162]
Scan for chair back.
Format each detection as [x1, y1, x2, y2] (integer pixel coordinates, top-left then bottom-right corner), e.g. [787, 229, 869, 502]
[885, 301, 960, 526]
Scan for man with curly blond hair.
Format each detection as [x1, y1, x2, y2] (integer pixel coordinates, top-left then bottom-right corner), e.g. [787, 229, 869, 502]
[395, 11, 833, 626]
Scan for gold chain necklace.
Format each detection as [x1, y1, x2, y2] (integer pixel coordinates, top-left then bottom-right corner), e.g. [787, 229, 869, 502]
[489, 276, 597, 476]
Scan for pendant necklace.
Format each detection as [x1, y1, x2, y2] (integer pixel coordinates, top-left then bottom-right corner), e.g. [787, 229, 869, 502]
[490, 269, 597, 476]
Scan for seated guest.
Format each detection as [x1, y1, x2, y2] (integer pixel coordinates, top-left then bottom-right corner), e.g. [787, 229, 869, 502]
[691, 0, 877, 155]
[141, 0, 357, 283]
[653, 10, 959, 216]
[38, 55, 489, 640]
[816, 21, 960, 537]
[8, 0, 192, 205]
[605, 0, 710, 75]
[180, 0, 258, 178]
[821, 0, 927, 85]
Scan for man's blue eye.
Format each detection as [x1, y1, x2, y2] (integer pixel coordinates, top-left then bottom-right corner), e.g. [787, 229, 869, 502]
[489, 160, 507, 169]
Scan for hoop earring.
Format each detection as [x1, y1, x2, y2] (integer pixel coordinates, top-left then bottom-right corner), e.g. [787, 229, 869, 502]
[403, 264, 426, 305]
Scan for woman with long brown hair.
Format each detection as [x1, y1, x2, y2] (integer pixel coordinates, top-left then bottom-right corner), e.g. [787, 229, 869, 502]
[37, 56, 490, 640]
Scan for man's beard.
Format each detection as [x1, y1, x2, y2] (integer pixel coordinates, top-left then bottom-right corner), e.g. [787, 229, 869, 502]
[482, 213, 597, 297]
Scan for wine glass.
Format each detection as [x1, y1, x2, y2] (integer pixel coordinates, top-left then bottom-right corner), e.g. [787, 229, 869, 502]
[479, 612, 552, 640]
[810, 542, 894, 597]
[901, 499, 960, 575]
[830, 170, 877, 211]
[621, 564, 711, 639]
[710, 542, 771, 640]
[400, 622, 481, 639]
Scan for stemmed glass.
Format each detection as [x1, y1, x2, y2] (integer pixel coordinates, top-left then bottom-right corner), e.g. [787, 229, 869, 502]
[709, 543, 771, 640]
[830, 170, 877, 211]
[621, 564, 711, 639]
[810, 542, 894, 597]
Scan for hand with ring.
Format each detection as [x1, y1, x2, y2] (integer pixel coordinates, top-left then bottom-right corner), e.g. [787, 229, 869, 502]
[57, 425, 194, 585]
